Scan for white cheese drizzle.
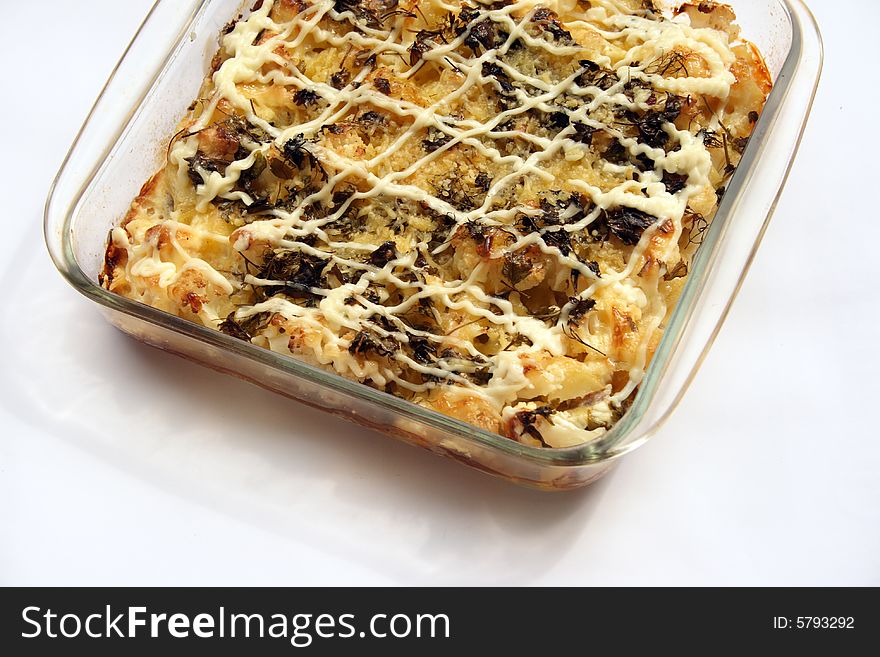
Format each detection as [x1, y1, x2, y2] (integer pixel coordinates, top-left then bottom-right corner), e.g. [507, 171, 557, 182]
[120, 0, 745, 444]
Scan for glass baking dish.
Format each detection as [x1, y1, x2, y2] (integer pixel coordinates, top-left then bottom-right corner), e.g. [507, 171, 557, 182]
[45, 0, 822, 489]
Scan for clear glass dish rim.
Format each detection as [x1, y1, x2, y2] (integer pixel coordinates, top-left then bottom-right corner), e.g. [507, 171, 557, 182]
[44, 0, 823, 468]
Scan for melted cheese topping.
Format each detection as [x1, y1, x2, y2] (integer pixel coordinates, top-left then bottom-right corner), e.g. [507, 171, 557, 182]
[102, 0, 770, 448]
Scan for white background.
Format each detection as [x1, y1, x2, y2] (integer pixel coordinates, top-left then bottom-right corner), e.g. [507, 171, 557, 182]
[1, 0, 877, 585]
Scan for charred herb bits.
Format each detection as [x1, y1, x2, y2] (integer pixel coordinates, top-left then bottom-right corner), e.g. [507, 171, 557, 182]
[255, 250, 328, 304]
[603, 207, 658, 246]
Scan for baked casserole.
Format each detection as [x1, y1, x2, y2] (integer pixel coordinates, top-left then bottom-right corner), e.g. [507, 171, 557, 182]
[101, 0, 771, 447]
